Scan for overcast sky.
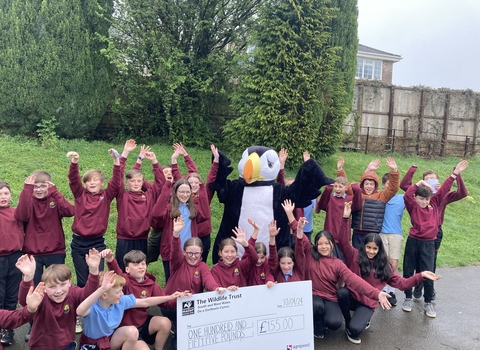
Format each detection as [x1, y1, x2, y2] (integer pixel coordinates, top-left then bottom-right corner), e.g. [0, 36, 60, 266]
[357, 0, 480, 92]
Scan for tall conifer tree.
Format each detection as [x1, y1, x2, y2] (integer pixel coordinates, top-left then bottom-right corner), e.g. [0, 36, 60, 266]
[224, 0, 358, 161]
[0, 0, 112, 138]
[317, 0, 358, 156]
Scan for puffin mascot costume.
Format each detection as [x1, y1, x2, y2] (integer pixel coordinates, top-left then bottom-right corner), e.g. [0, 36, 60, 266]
[210, 146, 334, 264]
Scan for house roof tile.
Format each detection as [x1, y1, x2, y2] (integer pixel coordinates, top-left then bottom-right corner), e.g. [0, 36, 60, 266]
[358, 44, 402, 59]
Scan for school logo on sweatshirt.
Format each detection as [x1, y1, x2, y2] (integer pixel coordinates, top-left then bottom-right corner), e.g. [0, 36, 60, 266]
[234, 268, 240, 276]
[194, 271, 200, 278]
[49, 201, 56, 208]
[64, 304, 70, 314]
[99, 196, 104, 201]
[182, 300, 195, 316]
[140, 290, 147, 298]
[141, 194, 146, 201]
[260, 272, 266, 280]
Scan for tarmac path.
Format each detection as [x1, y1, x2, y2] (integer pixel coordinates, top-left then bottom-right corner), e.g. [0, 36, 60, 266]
[4, 265, 479, 350]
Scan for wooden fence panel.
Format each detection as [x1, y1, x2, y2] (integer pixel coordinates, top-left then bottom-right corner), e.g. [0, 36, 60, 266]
[344, 83, 480, 157]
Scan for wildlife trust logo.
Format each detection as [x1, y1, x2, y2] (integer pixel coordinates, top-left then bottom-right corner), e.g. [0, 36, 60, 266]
[286, 343, 310, 349]
[182, 300, 195, 316]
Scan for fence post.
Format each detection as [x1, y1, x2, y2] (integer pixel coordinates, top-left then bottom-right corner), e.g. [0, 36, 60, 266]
[440, 93, 450, 157]
[403, 119, 409, 155]
[365, 126, 370, 155]
[417, 89, 425, 154]
[473, 98, 479, 155]
[464, 136, 470, 158]
[357, 84, 365, 150]
[387, 87, 395, 147]
[392, 129, 396, 153]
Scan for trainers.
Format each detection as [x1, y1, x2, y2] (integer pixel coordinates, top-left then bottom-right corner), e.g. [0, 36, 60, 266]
[424, 302, 436, 318]
[345, 329, 361, 344]
[413, 283, 423, 299]
[389, 292, 397, 306]
[75, 317, 83, 334]
[170, 332, 177, 350]
[24, 325, 31, 342]
[1, 329, 14, 345]
[402, 298, 413, 312]
[314, 329, 324, 339]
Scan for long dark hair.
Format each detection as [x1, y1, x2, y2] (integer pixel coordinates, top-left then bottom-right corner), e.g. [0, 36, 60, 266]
[311, 230, 335, 262]
[170, 179, 197, 219]
[358, 233, 392, 282]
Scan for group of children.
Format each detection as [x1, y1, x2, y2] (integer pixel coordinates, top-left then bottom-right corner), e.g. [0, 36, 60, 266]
[0, 140, 469, 348]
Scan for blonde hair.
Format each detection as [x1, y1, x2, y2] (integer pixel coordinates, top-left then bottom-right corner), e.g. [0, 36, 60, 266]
[334, 176, 348, 186]
[82, 169, 105, 183]
[31, 171, 52, 183]
[218, 238, 237, 257]
[99, 271, 126, 289]
[186, 172, 203, 183]
[42, 264, 72, 284]
[184, 237, 203, 251]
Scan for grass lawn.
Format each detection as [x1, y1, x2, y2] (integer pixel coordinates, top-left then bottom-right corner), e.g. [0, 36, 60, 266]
[1, 134, 478, 287]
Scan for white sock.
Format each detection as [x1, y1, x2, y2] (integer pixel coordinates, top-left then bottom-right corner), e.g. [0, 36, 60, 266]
[385, 285, 395, 293]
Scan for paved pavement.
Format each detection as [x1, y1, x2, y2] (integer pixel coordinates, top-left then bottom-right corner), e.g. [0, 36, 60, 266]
[4, 265, 480, 349]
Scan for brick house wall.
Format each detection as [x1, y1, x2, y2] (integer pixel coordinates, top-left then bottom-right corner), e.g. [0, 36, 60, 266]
[381, 61, 393, 84]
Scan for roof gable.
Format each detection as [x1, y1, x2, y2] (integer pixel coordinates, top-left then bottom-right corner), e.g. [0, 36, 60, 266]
[358, 44, 402, 62]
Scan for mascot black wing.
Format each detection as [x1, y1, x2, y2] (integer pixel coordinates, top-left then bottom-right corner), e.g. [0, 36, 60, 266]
[210, 146, 334, 264]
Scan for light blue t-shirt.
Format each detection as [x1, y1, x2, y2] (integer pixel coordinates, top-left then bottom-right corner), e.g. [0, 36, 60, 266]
[381, 194, 405, 235]
[83, 294, 136, 339]
[179, 203, 192, 249]
[283, 269, 293, 281]
[303, 200, 315, 232]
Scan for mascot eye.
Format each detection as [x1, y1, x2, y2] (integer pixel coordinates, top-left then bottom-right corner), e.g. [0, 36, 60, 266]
[268, 161, 273, 169]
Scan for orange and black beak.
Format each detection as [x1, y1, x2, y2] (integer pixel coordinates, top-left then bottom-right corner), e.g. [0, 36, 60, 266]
[243, 153, 265, 184]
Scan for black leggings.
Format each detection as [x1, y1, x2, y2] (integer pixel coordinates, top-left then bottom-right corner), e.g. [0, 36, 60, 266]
[147, 228, 162, 265]
[338, 287, 374, 338]
[71, 235, 105, 287]
[312, 295, 343, 334]
[200, 234, 211, 264]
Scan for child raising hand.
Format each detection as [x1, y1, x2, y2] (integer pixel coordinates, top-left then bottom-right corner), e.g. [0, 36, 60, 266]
[246, 219, 275, 288]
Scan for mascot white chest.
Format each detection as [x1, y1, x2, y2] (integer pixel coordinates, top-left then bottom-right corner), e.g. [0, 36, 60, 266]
[237, 186, 274, 257]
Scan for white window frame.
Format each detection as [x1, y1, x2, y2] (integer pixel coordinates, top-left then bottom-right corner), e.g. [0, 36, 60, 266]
[356, 58, 382, 80]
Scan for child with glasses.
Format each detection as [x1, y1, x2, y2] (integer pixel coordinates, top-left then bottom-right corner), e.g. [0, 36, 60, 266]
[14, 172, 75, 342]
[15, 172, 75, 285]
[161, 217, 226, 349]
[151, 179, 209, 282]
